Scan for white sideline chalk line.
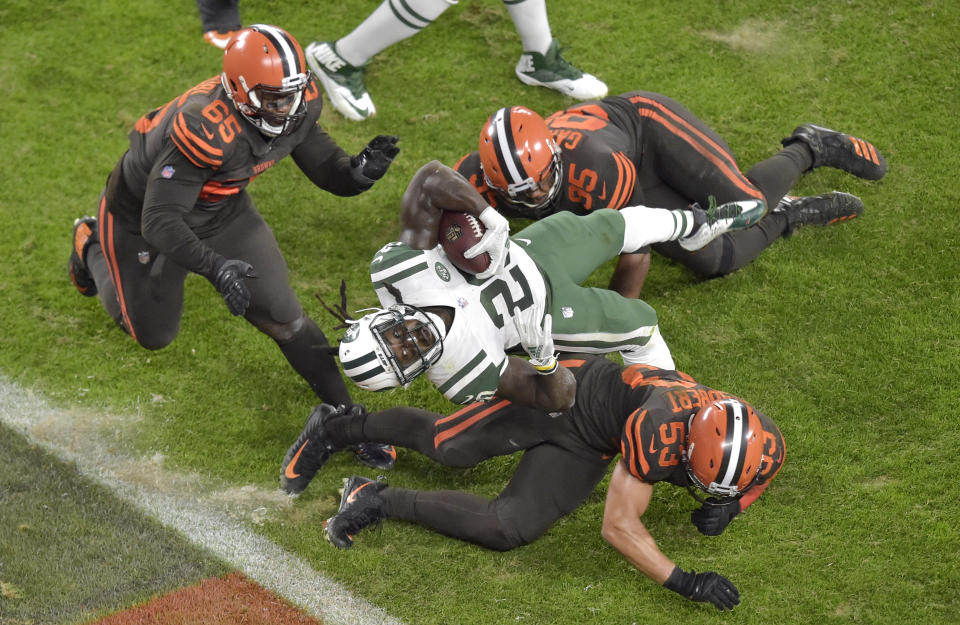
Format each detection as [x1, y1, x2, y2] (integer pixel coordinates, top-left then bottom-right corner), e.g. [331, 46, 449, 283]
[0, 375, 401, 625]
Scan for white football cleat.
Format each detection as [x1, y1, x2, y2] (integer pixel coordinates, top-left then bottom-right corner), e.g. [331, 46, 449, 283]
[515, 39, 608, 100]
[306, 41, 376, 121]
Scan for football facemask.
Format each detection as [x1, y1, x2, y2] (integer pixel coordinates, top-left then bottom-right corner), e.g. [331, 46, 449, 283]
[338, 305, 444, 391]
[479, 106, 563, 218]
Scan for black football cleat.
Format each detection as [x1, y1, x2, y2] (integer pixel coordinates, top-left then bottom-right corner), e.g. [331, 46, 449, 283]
[782, 123, 886, 180]
[324, 475, 387, 549]
[280, 404, 341, 495]
[68, 216, 98, 297]
[353, 442, 397, 471]
[773, 192, 864, 234]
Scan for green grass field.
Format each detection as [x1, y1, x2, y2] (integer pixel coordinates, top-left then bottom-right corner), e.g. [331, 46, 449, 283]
[2, 0, 959, 623]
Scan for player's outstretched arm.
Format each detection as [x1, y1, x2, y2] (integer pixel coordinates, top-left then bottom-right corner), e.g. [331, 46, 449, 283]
[602, 462, 740, 610]
[399, 160, 490, 249]
[601, 462, 676, 583]
[495, 356, 576, 412]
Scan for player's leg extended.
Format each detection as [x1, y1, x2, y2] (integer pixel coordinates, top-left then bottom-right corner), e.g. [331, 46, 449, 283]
[326, 400, 574, 468]
[626, 91, 769, 207]
[209, 203, 351, 405]
[520, 209, 635, 284]
[380, 443, 610, 550]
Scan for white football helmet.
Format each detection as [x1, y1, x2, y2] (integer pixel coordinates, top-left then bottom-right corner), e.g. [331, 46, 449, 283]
[338, 305, 444, 391]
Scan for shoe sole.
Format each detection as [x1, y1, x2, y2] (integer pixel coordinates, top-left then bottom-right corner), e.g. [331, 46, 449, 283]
[514, 71, 608, 100]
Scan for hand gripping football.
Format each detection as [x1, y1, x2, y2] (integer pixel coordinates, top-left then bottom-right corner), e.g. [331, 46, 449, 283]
[439, 210, 491, 274]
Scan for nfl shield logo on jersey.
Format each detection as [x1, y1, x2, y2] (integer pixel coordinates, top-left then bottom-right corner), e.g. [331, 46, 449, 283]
[161, 165, 175, 179]
[562, 306, 574, 318]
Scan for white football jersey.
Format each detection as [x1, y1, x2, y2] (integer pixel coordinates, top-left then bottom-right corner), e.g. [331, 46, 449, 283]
[369, 240, 547, 404]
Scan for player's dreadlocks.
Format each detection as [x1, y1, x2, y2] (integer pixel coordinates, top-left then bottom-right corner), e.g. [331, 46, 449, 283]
[315, 280, 405, 329]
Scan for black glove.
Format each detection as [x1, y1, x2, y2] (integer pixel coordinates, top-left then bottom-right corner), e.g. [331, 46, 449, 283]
[214, 259, 257, 316]
[343, 403, 367, 419]
[691, 497, 740, 536]
[350, 135, 399, 183]
[663, 566, 740, 610]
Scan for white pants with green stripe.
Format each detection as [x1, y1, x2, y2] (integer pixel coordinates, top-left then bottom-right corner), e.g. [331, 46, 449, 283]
[514, 208, 677, 369]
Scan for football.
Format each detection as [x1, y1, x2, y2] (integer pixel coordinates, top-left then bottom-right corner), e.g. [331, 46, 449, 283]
[439, 210, 490, 274]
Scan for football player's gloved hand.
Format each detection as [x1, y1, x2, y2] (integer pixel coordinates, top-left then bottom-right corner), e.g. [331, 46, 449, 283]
[214, 258, 257, 316]
[465, 206, 509, 279]
[351, 135, 400, 184]
[343, 403, 367, 419]
[512, 301, 558, 375]
[663, 566, 740, 611]
[691, 497, 741, 536]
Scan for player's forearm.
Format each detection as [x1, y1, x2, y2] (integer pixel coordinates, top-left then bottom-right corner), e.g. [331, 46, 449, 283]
[497, 357, 576, 412]
[601, 518, 676, 584]
[531, 364, 576, 412]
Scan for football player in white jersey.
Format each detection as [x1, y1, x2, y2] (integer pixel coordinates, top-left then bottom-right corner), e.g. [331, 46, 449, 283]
[337, 161, 763, 411]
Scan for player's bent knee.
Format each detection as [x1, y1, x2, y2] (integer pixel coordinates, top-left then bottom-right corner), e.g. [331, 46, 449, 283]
[433, 443, 485, 468]
[259, 313, 306, 343]
[134, 331, 175, 351]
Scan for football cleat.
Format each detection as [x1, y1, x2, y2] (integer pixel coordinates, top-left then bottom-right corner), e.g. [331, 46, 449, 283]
[69, 216, 98, 297]
[203, 29, 239, 50]
[353, 443, 397, 471]
[514, 39, 608, 100]
[324, 476, 387, 549]
[678, 198, 767, 252]
[305, 41, 375, 121]
[280, 404, 341, 495]
[773, 192, 864, 234]
[781, 123, 886, 180]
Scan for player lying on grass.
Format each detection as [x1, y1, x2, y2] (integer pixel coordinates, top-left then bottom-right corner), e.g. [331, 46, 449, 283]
[332, 160, 764, 413]
[281, 355, 785, 611]
[455, 95, 887, 298]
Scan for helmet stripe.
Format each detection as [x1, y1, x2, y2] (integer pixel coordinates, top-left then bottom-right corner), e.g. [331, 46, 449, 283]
[718, 401, 744, 488]
[491, 108, 526, 186]
[251, 24, 302, 77]
[340, 350, 379, 370]
[350, 363, 388, 383]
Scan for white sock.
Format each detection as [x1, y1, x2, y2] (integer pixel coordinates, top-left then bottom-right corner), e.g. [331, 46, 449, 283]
[620, 327, 676, 370]
[618, 205, 697, 253]
[337, 0, 456, 66]
[503, 0, 552, 53]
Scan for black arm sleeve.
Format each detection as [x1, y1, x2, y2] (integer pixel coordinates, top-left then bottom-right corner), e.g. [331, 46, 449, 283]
[141, 146, 225, 281]
[291, 124, 372, 196]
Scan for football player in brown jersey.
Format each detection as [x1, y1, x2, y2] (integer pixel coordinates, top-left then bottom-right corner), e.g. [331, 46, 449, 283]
[67, 24, 400, 468]
[456, 94, 886, 298]
[280, 355, 786, 610]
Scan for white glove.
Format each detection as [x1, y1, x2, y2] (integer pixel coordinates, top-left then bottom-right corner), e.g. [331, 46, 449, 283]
[465, 206, 509, 279]
[512, 302, 558, 375]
